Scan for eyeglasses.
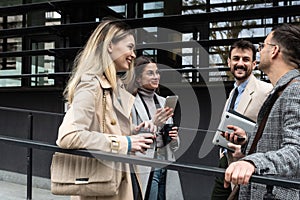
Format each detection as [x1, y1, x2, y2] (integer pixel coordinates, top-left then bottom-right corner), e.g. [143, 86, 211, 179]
[257, 42, 277, 52]
[145, 70, 160, 77]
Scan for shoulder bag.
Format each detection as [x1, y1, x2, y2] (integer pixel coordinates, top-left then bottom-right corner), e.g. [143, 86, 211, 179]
[50, 89, 122, 197]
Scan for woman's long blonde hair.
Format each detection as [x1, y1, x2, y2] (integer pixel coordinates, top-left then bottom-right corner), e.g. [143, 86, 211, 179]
[64, 19, 135, 103]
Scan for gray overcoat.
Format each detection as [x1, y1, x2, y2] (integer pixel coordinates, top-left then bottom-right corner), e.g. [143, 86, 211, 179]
[131, 93, 184, 200]
[240, 69, 300, 199]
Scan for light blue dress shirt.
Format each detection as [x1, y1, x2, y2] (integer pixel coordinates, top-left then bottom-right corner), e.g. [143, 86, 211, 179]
[227, 78, 250, 111]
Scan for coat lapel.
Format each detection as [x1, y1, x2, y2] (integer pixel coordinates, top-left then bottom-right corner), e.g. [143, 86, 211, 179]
[97, 75, 134, 119]
[113, 81, 135, 119]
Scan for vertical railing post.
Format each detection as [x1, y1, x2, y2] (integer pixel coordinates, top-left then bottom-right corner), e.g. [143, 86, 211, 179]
[26, 113, 33, 200]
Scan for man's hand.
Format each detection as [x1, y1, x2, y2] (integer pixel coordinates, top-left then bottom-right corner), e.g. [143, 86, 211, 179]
[224, 160, 255, 188]
[222, 125, 247, 145]
[227, 143, 245, 162]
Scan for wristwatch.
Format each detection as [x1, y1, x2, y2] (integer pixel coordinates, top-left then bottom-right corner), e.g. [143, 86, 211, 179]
[108, 135, 120, 153]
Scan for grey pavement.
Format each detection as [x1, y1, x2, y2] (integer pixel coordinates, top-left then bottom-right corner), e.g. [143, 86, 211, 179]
[0, 180, 69, 200]
[0, 170, 69, 200]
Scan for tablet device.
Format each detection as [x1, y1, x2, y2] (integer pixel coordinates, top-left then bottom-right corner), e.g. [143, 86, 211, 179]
[212, 110, 256, 152]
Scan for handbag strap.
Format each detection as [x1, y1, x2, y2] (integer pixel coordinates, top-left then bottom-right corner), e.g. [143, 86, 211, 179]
[248, 78, 299, 155]
[102, 89, 108, 133]
[227, 184, 240, 200]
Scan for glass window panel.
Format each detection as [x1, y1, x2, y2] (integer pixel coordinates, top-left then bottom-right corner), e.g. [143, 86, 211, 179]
[143, 2, 164, 10]
[5, 37, 22, 52]
[7, 15, 22, 28]
[142, 49, 157, 56]
[182, 55, 193, 65]
[45, 11, 61, 26]
[31, 55, 55, 86]
[0, 57, 22, 87]
[109, 5, 125, 13]
[30, 41, 55, 86]
[143, 27, 158, 33]
[182, 48, 193, 54]
[143, 13, 163, 18]
[182, 33, 193, 41]
[292, 0, 300, 5]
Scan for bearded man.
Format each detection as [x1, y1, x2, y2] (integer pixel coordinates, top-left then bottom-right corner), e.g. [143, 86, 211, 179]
[211, 39, 273, 200]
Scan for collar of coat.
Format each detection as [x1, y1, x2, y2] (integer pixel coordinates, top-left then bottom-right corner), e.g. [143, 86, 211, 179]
[273, 69, 300, 91]
[96, 75, 135, 119]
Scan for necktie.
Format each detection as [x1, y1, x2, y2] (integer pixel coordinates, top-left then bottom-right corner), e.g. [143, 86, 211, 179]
[229, 87, 239, 110]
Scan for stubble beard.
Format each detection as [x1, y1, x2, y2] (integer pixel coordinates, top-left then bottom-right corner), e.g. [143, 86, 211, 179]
[232, 66, 251, 81]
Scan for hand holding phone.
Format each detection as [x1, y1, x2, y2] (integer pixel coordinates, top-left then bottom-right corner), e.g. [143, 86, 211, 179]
[161, 123, 174, 145]
[219, 129, 245, 143]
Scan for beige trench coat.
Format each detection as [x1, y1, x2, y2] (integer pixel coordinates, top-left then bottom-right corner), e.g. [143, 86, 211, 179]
[56, 74, 138, 200]
[223, 74, 273, 122]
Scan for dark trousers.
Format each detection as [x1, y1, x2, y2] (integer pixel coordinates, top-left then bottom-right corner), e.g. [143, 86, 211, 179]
[211, 155, 232, 200]
[130, 165, 143, 200]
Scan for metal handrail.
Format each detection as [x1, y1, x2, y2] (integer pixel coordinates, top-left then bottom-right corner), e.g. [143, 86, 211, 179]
[0, 134, 299, 190]
[1, 5, 299, 35]
[0, 72, 70, 79]
[0, 106, 64, 199]
[0, 106, 64, 117]
[0, 68, 230, 79]
[0, 105, 299, 199]
[0, 47, 81, 58]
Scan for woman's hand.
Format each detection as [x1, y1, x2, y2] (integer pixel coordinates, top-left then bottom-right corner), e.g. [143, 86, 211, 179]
[168, 126, 178, 141]
[135, 121, 157, 133]
[152, 107, 173, 127]
[129, 133, 154, 154]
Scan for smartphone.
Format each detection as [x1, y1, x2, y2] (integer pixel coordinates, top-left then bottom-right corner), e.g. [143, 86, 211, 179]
[164, 95, 178, 110]
[217, 129, 245, 142]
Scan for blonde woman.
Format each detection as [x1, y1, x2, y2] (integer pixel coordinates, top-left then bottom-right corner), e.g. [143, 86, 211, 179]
[56, 19, 155, 200]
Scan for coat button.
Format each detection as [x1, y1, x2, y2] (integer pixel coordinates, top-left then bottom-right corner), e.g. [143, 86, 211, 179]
[111, 119, 116, 125]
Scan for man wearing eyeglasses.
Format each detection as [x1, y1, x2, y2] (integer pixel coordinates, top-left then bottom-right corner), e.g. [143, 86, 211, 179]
[224, 23, 300, 199]
[211, 39, 272, 200]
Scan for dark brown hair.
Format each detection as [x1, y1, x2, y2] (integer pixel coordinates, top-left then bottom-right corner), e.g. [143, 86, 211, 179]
[229, 39, 256, 61]
[134, 55, 156, 78]
[126, 55, 157, 95]
[271, 23, 300, 68]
